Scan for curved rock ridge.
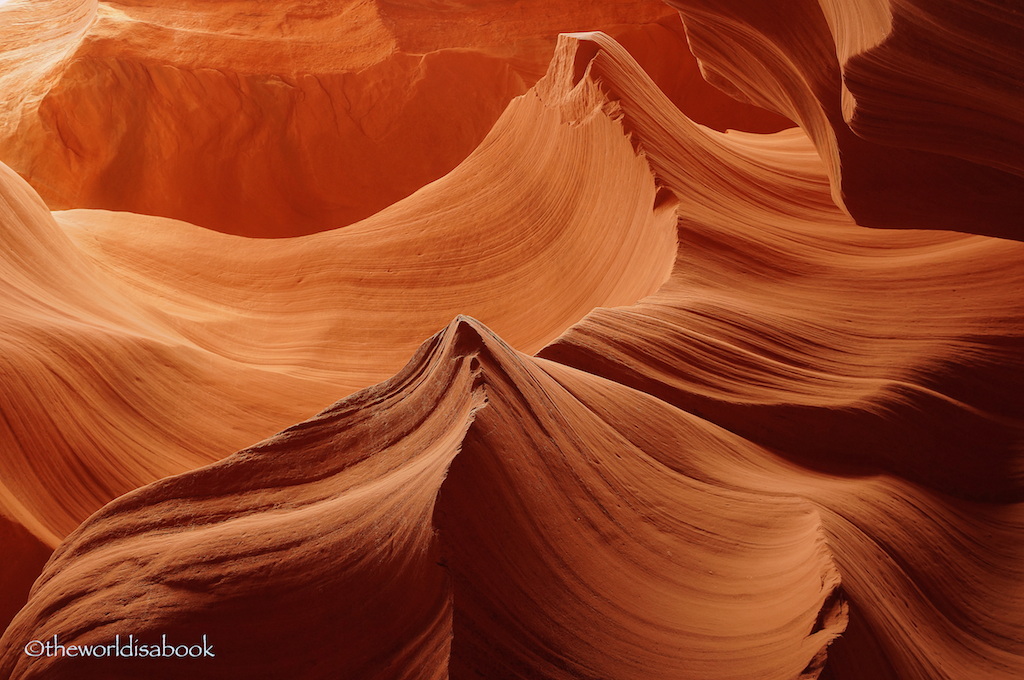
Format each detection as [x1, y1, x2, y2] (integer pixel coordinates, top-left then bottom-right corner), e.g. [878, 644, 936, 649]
[538, 357, 1024, 680]
[0, 317, 847, 680]
[666, 0, 1024, 239]
[540, 32, 1024, 680]
[0, 48, 676, 629]
[0, 4, 1021, 680]
[0, 0, 700, 236]
[546, 31, 1024, 501]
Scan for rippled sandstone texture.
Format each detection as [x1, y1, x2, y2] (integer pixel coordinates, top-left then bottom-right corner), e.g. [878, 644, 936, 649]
[0, 38, 680, 630]
[1, 1, 1023, 679]
[0, 0, 786, 237]
[667, 0, 1024, 238]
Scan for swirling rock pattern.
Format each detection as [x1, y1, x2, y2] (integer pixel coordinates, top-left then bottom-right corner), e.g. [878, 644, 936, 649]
[0, 0, 687, 236]
[1, 1, 1022, 679]
[0, 318, 847, 679]
[0, 45, 677, 632]
[667, 0, 1024, 238]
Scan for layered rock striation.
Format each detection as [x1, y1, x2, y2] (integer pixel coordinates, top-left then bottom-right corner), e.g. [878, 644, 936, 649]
[0, 1, 1022, 679]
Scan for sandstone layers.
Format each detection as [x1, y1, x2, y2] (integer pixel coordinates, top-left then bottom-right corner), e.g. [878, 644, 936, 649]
[0, 1, 1022, 679]
[0, 0, 786, 237]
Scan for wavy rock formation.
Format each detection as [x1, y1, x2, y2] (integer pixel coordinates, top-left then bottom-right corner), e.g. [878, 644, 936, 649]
[1, 1, 1022, 679]
[0, 0, 695, 236]
[541, 32, 1024, 680]
[0, 47, 677, 633]
[667, 0, 1024, 239]
[0, 318, 847, 680]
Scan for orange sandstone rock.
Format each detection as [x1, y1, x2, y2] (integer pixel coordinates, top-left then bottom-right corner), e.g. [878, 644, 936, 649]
[0, 42, 676, 630]
[0, 2, 1022, 679]
[0, 0, 687, 236]
[666, 0, 1024, 239]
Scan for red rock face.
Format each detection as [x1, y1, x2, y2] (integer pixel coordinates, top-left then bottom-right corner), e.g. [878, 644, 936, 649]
[0, 0, 698, 237]
[0, 2, 1022, 680]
